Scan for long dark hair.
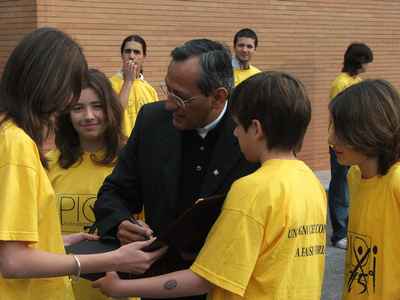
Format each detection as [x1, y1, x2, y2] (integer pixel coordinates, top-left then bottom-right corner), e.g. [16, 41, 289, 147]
[330, 79, 400, 175]
[55, 69, 126, 168]
[0, 27, 87, 168]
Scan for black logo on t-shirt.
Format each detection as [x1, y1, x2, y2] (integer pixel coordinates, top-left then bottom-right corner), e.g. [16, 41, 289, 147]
[346, 232, 378, 295]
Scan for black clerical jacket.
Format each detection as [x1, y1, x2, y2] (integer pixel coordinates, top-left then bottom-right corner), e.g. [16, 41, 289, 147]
[94, 101, 257, 299]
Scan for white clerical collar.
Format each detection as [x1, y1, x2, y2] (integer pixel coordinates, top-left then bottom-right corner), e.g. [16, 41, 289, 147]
[196, 101, 228, 138]
[232, 57, 250, 70]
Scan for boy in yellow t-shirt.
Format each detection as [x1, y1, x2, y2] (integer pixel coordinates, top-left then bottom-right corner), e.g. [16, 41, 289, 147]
[110, 34, 158, 137]
[93, 71, 327, 300]
[328, 43, 374, 250]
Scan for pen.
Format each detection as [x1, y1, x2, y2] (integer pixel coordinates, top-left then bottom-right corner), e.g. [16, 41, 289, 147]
[195, 193, 226, 204]
[128, 216, 151, 240]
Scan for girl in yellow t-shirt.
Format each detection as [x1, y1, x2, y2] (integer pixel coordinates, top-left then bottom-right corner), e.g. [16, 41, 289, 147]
[110, 34, 158, 136]
[0, 27, 166, 300]
[328, 79, 400, 299]
[47, 68, 127, 300]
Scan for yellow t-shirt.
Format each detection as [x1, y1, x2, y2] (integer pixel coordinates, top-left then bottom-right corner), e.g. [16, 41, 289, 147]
[0, 120, 74, 300]
[47, 150, 116, 300]
[330, 72, 362, 100]
[47, 150, 114, 234]
[343, 163, 400, 299]
[234, 65, 261, 86]
[191, 159, 327, 300]
[110, 73, 158, 136]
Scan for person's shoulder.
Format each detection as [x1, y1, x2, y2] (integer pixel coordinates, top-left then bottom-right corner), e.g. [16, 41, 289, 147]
[250, 65, 261, 72]
[140, 100, 166, 114]
[234, 160, 319, 194]
[347, 165, 361, 184]
[137, 79, 158, 98]
[0, 121, 35, 150]
[135, 101, 171, 128]
[330, 73, 353, 98]
[331, 72, 347, 86]
[46, 149, 61, 171]
[228, 164, 276, 199]
[225, 164, 288, 216]
[138, 78, 156, 89]
[225, 171, 261, 210]
[386, 162, 400, 187]
[109, 72, 123, 82]
[0, 120, 40, 168]
[109, 72, 123, 90]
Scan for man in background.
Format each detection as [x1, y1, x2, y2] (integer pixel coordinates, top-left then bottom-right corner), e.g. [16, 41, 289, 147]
[232, 28, 261, 86]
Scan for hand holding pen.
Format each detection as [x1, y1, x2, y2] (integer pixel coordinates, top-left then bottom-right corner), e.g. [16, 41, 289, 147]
[117, 216, 153, 245]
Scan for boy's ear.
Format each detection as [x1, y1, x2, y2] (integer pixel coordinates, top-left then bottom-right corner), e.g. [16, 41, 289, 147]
[212, 87, 229, 108]
[251, 119, 266, 140]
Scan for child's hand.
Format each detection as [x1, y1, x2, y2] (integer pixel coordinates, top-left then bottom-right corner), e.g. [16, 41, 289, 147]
[115, 238, 168, 273]
[93, 272, 124, 298]
[63, 232, 99, 246]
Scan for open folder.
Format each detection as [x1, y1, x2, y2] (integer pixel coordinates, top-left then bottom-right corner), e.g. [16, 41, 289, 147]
[65, 193, 226, 281]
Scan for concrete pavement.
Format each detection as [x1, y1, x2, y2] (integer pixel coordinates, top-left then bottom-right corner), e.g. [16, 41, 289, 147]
[317, 169, 346, 300]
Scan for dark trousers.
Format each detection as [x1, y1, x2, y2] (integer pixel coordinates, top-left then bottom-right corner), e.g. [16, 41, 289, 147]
[328, 148, 349, 244]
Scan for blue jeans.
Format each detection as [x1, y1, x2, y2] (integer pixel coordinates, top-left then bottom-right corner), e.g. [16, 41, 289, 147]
[328, 148, 349, 244]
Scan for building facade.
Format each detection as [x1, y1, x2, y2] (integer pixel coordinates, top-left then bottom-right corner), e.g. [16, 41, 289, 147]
[1, 0, 400, 170]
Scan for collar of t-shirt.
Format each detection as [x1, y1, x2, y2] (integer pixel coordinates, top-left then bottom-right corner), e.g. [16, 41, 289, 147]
[196, 101, 228, 139]
[231, 56, 250, 70]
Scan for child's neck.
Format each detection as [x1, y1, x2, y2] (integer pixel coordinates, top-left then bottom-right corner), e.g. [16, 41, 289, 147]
[80, 138, 105, 153]
[259, 149, 296, 164]
[359, 157, 379, 179]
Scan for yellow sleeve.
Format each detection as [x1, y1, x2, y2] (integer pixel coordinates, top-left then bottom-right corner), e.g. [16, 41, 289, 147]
[390, 165, 400, 204]
[0, 163, 39, 242]
[191, 181, 265, 297]
[136, 80, 158, 103]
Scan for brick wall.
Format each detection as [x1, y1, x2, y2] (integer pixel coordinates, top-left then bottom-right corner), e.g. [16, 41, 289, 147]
[2, 0, 400, 170]
[0, 0, 37, 75]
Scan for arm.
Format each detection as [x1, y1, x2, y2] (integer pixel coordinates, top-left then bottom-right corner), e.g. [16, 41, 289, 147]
[93, 269, 212, 299]
[0, 238, 167, 279]
[118, 60, 140, 109]
[94, 107, 146, 237]
[63, 232, 99, 246]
